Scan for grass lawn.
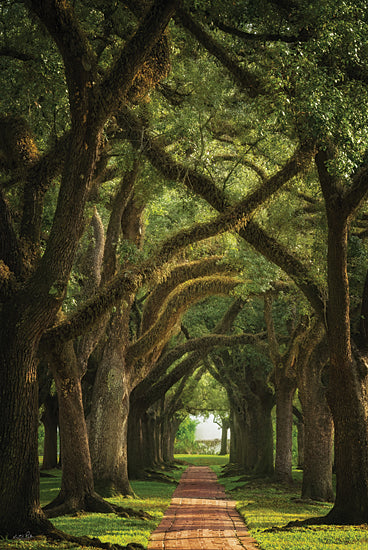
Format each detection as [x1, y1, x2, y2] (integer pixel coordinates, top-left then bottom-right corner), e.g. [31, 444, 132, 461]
[1, 465, 184, 550]
[2, 457, 368, 550]
[214, 467, 368, 550]
[175, 453, 229, 466]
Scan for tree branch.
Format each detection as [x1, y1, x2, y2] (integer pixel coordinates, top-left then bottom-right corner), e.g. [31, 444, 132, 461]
[0, 46, 37, 61]
[125, 275, 241, 368]
[176, 8, 267, 97]
[96, 0, 179, 122]
[140, 256, 234, 334]
[210, 17, 311, 44]
[264, 293, 281, 365]
[0, 188, 23, 279]
[28, 0, 97, 122]
[241, 220, 325, 318]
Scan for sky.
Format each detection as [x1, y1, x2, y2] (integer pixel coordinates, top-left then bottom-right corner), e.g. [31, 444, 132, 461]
[194, 414, 222, 440]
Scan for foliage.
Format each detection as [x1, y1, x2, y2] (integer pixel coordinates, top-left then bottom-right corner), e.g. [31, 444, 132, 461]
[174, 416, 199, 453]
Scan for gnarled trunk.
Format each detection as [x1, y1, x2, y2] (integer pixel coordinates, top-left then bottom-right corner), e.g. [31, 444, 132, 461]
[0, 313, 51, 536]
[88, 333, 134, 496]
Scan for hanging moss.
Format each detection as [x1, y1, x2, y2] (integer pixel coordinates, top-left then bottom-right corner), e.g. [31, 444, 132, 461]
[0, 116, 39, 173]
[126, 275, 241, 368]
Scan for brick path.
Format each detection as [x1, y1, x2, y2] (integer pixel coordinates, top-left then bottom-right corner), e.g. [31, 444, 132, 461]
[148, 465, 259, 550]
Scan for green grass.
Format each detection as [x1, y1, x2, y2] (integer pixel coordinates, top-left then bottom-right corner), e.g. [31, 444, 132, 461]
[1, 466, 184, 550]
[174, 453, 229, 466]
[214, 467, 368, 550]
[4, 458, 368, 550]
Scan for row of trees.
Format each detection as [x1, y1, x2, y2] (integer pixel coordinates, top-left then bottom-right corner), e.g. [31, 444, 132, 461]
[2, 0, 368, 541]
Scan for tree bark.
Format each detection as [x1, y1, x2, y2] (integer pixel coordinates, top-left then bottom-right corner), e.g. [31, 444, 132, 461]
[317, 148, 368, 522]
[297, 339, 334, 502]
[0, 300, 55, 535]
[88, 344, 134, 497]
[219, 419, 229, 455]
[41, 394, 59, 471]
[325, 216, 368, 521]
[274, 374, 296, 483]
[88, 300, 136, 497]
[43, 342, 118, 517]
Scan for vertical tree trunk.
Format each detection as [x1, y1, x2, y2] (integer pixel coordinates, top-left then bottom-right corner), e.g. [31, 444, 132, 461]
[41, 394, 59, 471]
[324, 216, 368, 522]
[0, 313, 51, 536]
[88, 349, 134, 496]
[252, 396, 274, 476]
[43, 342, 115, 516]
[298, 342, 334, 502]
[274, 376, 296, 483]
[127, 405, 146, 479]
[220, 419, 229, 455]
[296, 418, 304, 470]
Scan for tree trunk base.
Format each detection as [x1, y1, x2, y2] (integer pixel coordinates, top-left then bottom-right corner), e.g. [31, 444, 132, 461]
[43, 492, 151, 519]
[143, 469, 178, 484]
[46, 526, 145, 549]
[269, 506, 368, 531]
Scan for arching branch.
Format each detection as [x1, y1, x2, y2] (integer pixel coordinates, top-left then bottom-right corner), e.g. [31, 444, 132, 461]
[140, 256, 234, 334]
[125, 275, 241, 368]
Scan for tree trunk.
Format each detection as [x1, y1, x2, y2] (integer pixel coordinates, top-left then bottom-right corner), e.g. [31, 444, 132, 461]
[252, 395, 274, 476]
[324, 214, 368, 522]
[220, 419, 229, 455]
[43, 342, 116, 517]
[127, 406, 146, 479]
[274, 375, 296, 483]
[0, 314, 52, 536]
[88, 339, 134, 496]
[229, 409, 236, 464]
[298, 342, 334, 502]
[296, 418, 304, 470]
[41, 394, 59, 470]
[45, 355, 95, 515]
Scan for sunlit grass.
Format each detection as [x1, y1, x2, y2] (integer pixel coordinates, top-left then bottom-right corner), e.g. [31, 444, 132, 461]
[2, 466, 183, 550]
[215, 467, 368, 550]
[174, 453, 229, 466]
[4, 459, 368, 550]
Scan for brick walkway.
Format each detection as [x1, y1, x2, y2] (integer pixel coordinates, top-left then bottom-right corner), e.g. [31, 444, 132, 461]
[148, 466, 259, 550]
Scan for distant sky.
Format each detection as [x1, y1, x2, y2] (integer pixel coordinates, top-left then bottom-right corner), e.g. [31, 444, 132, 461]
[193, 414, 222, 440]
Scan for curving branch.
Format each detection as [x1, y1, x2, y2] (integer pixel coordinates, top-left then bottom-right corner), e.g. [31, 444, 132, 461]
[264, 293, 281, 366]
[176, 8, 267, 97]
[210, 16, 311, 44]
[132, 296, 248, 406]
[28, 0, 97, 122]
[0, 46, 37, 62]
[20, 131, 70, 247]
[140, 256, 234, 334]
[118, 106, 325, 316]
[241, 220, 325, 318]
[101, 162, 140, 284]
[96, 0, 179, 122]
[125, 275, 241, 368]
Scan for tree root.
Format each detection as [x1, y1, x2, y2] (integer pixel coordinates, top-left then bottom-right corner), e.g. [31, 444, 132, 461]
[263, 507, 368, 532]
[45, 526, 145, 550]
[43, 491, 152, 520]
[143, 469, 178, 484]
